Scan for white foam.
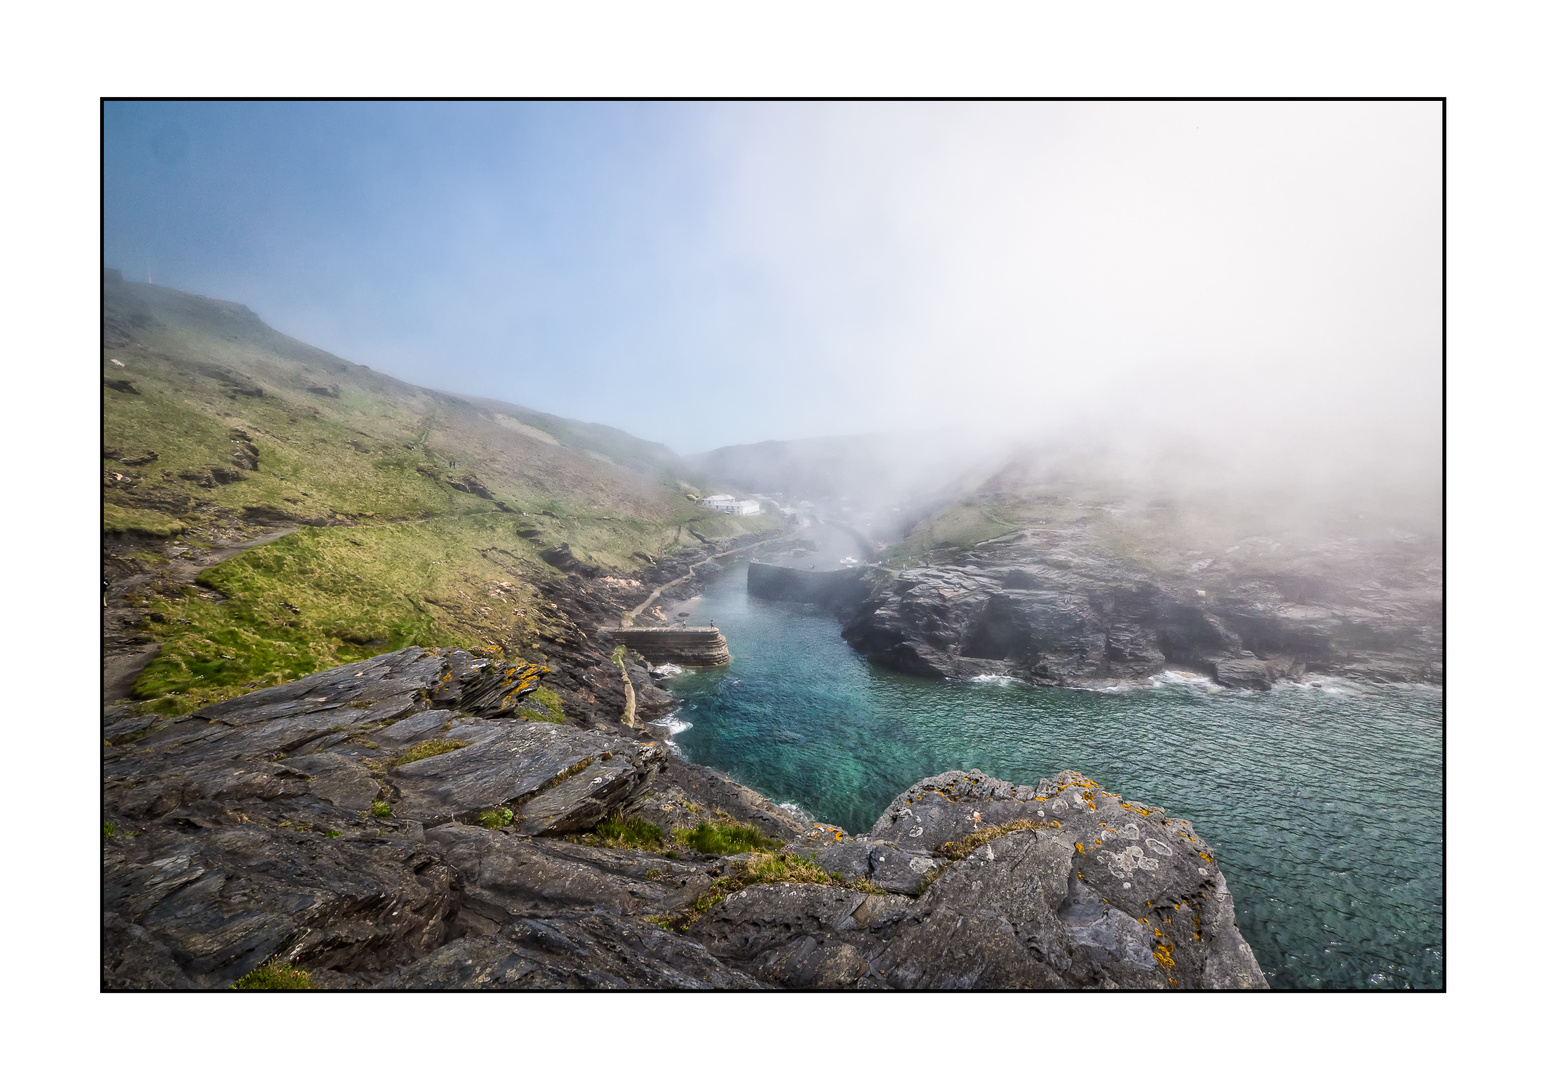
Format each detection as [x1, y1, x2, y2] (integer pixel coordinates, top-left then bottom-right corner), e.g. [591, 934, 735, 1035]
[969, 674, 1022, 686]
[1283, 676, 1362, 696]
[651, 663, 684, 678]
[1151, 669, 1227, 693]
[778, 801, 815, 824]
[646, 713, 693, 755]
[1074, 679, 1149, 695]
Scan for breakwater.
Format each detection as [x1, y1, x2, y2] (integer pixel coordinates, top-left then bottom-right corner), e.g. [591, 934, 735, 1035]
[610, 627, 731, 666]
[746, 561, 868, 611]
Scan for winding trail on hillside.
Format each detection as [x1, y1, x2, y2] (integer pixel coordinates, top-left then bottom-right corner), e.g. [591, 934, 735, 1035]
[621, 530, 795, 627]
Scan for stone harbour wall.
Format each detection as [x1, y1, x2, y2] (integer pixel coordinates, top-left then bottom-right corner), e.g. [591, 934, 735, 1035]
[609, 627, 731, 666]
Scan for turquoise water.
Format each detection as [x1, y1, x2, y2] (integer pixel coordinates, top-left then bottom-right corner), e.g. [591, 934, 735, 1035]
[666, 561, 1444, 990]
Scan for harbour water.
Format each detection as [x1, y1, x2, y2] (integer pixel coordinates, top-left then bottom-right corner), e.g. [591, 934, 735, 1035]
[664, 560, 1444, 990]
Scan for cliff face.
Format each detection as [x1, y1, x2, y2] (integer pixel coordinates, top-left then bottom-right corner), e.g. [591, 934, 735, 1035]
[104, 647, 1264, 989]
[840, 531, 1441, 690]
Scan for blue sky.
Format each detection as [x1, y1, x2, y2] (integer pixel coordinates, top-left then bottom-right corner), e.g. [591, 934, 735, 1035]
[104, 100, 1441, 465]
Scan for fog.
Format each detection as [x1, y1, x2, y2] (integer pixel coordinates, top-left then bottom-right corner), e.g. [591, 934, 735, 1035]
[105, 101, 1441, 517]
[694, 102, 1439, 490]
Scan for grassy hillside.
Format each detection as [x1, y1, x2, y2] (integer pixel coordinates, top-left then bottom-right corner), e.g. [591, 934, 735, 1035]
[103, 271, 781, 715]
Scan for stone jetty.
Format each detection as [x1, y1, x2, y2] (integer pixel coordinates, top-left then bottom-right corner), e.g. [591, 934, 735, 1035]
[609, 627, 730, 666]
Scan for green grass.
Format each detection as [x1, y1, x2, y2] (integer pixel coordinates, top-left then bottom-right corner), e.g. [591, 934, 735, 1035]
[230, 961, 314, 990]
[675, 819, 785, 856]
[474, 807, 514, 829]
[391, 738, 470, 766]
[594, 814, 666, 850]
[662, 851, 832, 930]
[371, 799, 391, 818]
[104, 503, 186, 537]
[519, 686, 567, 724]
[104, 277, 783, 715]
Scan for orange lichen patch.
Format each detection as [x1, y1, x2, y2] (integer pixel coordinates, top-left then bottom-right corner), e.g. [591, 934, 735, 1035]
[1075, 842, 1085, 854]
[1200, 852, 1213, 863]
[1152, 942, 1176, 972]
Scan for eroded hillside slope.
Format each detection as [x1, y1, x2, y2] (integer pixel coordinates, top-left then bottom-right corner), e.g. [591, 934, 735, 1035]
[102, 271, 781, 717]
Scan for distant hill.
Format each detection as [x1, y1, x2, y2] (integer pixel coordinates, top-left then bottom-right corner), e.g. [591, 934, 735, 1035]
[102, 270, 778, 715]
[688, 431, 1008, 507]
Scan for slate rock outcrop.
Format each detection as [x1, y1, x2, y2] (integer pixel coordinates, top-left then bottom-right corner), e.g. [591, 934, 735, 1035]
[104, 648, 1265, 989]
[755, 769, 1268, 989]
[839, 528, 1441, 689]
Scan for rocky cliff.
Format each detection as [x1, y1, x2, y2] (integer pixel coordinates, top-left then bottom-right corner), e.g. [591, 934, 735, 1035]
[104, 646, 1265, 989]
[840, 525, 1441, 690]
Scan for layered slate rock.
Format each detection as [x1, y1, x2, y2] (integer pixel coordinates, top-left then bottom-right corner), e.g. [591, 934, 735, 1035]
[103, 646, 667, 988]
[840, 535, 1442, 689]
[104, 648, 1265, 990]
[373, 915, 761, 989]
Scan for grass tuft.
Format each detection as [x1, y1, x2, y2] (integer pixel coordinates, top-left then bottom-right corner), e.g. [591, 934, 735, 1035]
[474, 807, 514, 829]
[594, 814, 665, 850]
[230, 960, 314, 990]
[664, 851, 831, 930]
[391, 738, 470, 766]
[371, 799, 391, 818]
[676, 820, 784, 856]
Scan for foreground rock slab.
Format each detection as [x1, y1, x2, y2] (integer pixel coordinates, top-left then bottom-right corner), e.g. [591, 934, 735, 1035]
[755, 769, 1268, 989]
[104, 648, 1265, 989]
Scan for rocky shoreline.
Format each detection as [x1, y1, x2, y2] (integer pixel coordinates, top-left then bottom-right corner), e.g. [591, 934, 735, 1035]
[103, 638, 1266, 989]
[837, 529, 1442, 691]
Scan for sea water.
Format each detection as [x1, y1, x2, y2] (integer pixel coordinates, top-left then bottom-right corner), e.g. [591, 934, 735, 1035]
[666, 561, 1444, 990]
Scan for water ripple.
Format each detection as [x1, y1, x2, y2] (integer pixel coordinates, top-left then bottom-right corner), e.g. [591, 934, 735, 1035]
[669, 562, 1443, 990]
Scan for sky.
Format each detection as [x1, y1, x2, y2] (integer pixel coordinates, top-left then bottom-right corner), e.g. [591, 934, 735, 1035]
[104, 100, 1441, 472]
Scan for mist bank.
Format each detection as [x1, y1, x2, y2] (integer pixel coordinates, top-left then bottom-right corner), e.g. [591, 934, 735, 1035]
[690, 424, 1441, 546]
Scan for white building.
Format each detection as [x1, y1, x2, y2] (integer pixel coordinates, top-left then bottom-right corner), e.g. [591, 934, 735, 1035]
[702, 494, 761, 516]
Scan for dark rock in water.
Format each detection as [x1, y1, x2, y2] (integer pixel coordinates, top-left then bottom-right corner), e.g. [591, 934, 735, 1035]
[1209, 656, 1274, 691]
[839, 527, 1442, 689]
[103, 648, 1264, 990]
